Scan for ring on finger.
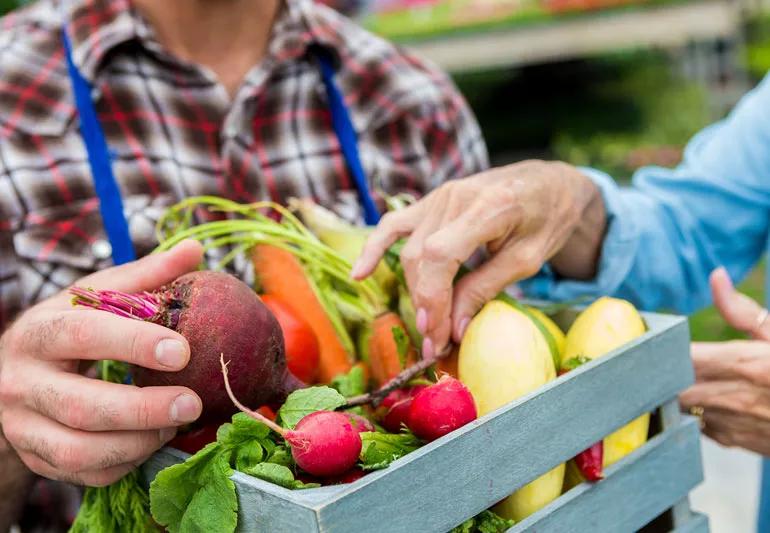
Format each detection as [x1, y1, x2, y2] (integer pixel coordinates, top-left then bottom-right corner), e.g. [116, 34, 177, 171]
[688, 405, 706, 430]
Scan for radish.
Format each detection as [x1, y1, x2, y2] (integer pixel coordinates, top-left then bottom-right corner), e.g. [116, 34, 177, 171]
[345, 413, 375, 434]
[407, 376, 477, 442]
[71, 271, 304, 423]
[220, 355, 361, 478]
[376, 385, 427, 433]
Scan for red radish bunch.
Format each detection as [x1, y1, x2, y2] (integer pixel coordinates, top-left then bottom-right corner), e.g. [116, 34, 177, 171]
[220, 355, 363, 478]
[406, 377, 477, 442]
[376, 385, 427, 433]
[71, 271, 304, 424]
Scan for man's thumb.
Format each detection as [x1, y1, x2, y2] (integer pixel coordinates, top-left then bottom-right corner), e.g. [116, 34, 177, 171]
[710, 266, 770, 340]
[75, 240, 204, 293]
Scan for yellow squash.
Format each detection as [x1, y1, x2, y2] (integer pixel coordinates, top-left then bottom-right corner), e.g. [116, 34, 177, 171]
[459, 300, 564, 521]
[561, 296, 649, 490]
[525, 306, 566, 358]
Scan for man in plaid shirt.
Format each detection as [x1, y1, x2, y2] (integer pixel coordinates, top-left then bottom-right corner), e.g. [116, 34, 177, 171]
[0, 0, 487, 528]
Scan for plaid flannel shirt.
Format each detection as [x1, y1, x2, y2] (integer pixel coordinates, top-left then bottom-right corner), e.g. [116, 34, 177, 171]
[0, 0, 488, 332]
[0, 0, 487, 528]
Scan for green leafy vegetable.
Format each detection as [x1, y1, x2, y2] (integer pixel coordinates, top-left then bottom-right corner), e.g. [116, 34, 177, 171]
[392, 325, 410, 369]
[561, 355, 591, 372]
[70, 470, 153, 533]
[450, 510, 515, 533]
[277, 386, 346, 429]
[330, 365, 367, 398]
[265, 445, 294, 468]
[69, 362, 155, 533]
[150, 443, 236, 533]
[359, 431, 422, 471]
[245, 463, 319, 489]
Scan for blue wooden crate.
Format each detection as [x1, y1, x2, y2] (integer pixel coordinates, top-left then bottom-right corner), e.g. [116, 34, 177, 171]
[142, 309, 708, 532]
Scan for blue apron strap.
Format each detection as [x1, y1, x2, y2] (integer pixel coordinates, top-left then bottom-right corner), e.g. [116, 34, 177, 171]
[316, 50, 381, 226]
[62, 29, 136, 265]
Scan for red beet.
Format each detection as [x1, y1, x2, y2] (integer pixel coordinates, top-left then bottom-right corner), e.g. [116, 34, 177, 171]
[286, 411, 363, 477]
[377, 385, 427, 433]
[407, 376, 477, 442]
[71, 271, 304, 423]
[574, 441, 604, 481]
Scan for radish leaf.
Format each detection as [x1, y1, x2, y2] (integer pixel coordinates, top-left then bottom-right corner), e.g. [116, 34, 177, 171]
[277, 386, 346, 429]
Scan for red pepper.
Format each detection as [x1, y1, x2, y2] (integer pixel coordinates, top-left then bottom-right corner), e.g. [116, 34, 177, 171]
[574, 441, 604, 481]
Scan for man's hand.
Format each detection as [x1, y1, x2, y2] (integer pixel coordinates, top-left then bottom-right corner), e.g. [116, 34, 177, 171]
[0, 240, 205, 486]
[352, 160, 604, 358]
[680, 267, 770, 455]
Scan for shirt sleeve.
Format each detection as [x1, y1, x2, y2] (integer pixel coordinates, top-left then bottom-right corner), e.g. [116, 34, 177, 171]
[521, 73, 770, 313]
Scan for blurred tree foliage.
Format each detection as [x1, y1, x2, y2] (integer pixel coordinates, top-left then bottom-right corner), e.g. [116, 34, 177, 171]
[455, 50, 712, 178]
[0, 0, 21, 15]
[747, 12, 770, 80]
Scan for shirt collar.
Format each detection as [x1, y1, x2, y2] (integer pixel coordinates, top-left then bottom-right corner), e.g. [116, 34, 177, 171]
[62, 0, 140, 83]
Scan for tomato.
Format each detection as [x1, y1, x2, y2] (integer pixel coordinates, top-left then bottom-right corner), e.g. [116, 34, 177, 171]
[256, 405, 277, 421]
[260, 294, 320, 383]
[168, 424, 219, 455]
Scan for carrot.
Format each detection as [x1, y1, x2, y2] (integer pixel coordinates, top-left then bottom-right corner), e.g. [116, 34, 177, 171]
[436, 345, 459, 378]
[368, 312, 417, 387]
[252, 244, 352, 383]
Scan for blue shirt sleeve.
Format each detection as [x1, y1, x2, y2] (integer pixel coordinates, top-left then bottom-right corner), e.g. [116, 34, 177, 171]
[521, 73, 770, 313]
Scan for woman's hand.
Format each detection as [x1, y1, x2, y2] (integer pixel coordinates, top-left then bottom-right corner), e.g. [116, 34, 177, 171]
[352, 160, 604, 358]
[680, 267, 770, 455]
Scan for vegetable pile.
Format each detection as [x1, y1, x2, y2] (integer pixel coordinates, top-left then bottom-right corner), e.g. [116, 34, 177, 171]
[68, 196, 649, 533]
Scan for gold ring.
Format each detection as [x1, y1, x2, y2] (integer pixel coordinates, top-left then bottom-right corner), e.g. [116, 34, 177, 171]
[689, 405, 705, 430]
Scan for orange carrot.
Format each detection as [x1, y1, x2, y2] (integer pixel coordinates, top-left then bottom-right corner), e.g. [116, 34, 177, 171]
[252, 244, 352, 383]
[368, 312, 417, 387]
[436, 345, 459, 378]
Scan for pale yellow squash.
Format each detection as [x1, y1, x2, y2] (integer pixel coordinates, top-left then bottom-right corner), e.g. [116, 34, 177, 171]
[562, 296, 649, 489]
[459, 300, 564, 521]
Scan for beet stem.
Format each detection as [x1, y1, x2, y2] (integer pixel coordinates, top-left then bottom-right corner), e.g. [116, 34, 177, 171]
[345, 343, 454, 408]
[219, 353, 287, 436]
[70, 287, 160, 320]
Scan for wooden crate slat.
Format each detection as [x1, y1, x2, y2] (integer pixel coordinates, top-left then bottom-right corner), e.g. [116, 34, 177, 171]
[671, 513, 710, 533]
[508, 417, 703, 533]
[312, 315, 692, 533]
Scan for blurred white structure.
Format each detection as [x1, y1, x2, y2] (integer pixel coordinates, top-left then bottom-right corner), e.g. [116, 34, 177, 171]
[691, 437, 761, 533]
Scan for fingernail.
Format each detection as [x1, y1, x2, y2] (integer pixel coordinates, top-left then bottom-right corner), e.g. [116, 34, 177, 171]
[156, 339, 188, 369]
[455, 317, 470, 340]
[416, 308, 428, 334]
[422, 337, 434, 360]
[170, 394, 201, 424]
[159, 427, 177, 443]
[350, 259, 364, 279]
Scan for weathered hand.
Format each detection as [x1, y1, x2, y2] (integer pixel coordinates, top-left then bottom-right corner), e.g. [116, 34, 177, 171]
[353, 160, 602, 358]
[0, 240, 204, 486]
[680, 267, 770, 455]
